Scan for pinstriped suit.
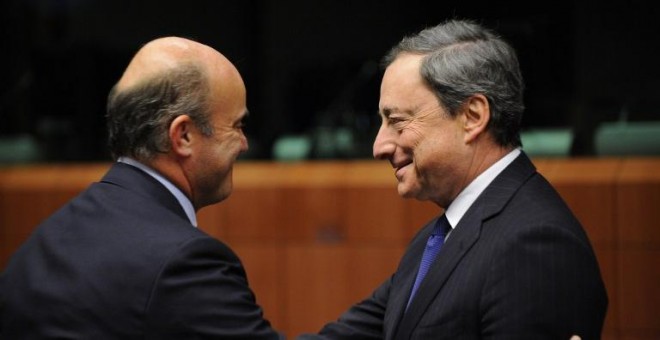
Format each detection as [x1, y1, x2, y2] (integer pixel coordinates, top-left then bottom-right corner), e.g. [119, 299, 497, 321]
[300, 152, 607, 340]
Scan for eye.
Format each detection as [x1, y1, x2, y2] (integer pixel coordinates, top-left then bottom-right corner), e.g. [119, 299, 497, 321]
[235, 111, 250, 131]
[387, 116, 407, 129]
[235, 119, 247, 130]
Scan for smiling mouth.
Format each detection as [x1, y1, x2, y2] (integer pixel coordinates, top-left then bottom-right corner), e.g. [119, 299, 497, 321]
[394, 162, 412, 180]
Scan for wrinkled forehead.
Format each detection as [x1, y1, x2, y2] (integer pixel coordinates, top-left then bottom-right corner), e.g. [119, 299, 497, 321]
[380, 54, 432, 102]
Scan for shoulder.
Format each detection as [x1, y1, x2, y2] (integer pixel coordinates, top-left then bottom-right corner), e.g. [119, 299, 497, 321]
[505, 172, 582, 231]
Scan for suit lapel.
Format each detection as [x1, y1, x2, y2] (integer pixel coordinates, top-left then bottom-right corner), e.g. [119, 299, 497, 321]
[394, 207, 482, 338]
[393, 152, 537, 338]
[383, 218, 439, 339]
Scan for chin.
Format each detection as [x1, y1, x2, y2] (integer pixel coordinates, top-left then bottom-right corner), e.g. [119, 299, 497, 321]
[216, 189, 232, 204]
[399, 185, 434, 203]
[397, 185, 417, 199]
[201, 189, 231, 208]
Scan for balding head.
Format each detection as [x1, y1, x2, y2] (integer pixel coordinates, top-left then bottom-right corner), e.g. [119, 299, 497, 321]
[106, 36, 248, 209]
[106, 36, 243, 162]
[116, 37, 236, 93]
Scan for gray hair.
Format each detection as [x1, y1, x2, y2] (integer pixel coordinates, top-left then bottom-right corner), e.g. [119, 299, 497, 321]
[106, 63, 213, 161]
[383, 19, 525, 147]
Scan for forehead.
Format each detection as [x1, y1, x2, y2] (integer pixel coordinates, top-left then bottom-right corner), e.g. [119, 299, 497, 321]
[207, 61, 247, 121]
[384, 53, 425, 80]
[380, 54, 437, 113]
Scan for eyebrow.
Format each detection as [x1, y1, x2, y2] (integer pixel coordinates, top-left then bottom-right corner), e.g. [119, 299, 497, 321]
[237, 109, 250, 122]
[379, 106, 413, 118]
[379, 107, 396, 118]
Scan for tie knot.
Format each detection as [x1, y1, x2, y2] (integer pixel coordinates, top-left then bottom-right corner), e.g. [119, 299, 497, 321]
[432, 215, 451, 237]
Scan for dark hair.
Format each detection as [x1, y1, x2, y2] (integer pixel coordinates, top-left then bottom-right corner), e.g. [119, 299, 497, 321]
[383, 19, 525, 147]
[106, 63, 213, 161]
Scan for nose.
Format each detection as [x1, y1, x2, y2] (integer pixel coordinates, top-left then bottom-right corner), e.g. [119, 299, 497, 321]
[373, 123, 395, 160]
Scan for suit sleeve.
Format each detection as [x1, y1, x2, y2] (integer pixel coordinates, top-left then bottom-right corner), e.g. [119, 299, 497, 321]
[297, 277, 391, 340]
[144, 236, 282, 340]
[480, 222, 608, 340]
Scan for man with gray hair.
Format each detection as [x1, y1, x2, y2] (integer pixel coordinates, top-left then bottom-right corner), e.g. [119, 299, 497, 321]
[300, 19, 607, 339]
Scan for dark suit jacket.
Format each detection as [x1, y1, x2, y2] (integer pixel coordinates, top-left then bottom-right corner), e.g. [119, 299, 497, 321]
[300, 153, 608, 340]
[0, 163, 281, 339]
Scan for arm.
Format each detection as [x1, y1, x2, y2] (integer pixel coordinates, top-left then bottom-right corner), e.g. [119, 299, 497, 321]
[298, 276, 391, 340]
[144, 237, 282, 339]
[480, 222, 608, 340]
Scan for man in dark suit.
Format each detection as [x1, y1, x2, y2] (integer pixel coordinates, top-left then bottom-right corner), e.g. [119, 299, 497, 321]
[299, 19, 608, 339]
[0, 37, 282, 338]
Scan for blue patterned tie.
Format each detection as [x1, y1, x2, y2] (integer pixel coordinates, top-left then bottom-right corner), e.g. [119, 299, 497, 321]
[407, 214, 451, 309]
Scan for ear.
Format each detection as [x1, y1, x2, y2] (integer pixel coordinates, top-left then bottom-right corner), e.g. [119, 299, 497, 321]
[462, 94, 490, 144]
[169, 115, 194, 157]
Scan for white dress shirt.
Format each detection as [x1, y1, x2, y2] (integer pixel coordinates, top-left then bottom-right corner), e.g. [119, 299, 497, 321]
[444, 148, 521, 234]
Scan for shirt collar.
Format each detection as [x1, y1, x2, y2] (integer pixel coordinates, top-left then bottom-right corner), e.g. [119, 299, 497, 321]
[117, 157, 198, 227]
[444, 148, 521, 229]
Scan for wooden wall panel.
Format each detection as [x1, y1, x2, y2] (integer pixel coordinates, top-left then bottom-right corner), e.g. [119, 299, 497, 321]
[279, 187, 345, 243]
[344, 187, 406, 244]
[616, 249, 660, 338]
[228, 242, 286, 334]
[616, 159, 660, 339]
[284, 245, 353, 337]
[540, 158, 620, 245]
[618, 331, 660, 340]
[222, 187, 346, 243]
[0, 189, 92, 268]
[197, 202, 228, 239]
[283, 244, 404, 337]
[530, 158, 556, 175]
[222, 188, 287, 242]
[617, 159, 660, 245]
[2, 159, 659, 339]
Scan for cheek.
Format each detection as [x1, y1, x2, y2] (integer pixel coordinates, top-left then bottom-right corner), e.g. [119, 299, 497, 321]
[411, 136, 453, 185]
[412, 135, 440, 165]
[222, 133, 243, 152]
[402, 125, 425, 145]
[214, 137, 241, 167]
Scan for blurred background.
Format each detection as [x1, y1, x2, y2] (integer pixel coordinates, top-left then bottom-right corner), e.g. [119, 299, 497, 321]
[1, 0, 659, 164]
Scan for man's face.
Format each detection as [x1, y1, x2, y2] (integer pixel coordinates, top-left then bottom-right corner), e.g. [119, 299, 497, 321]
[190, 69, 249, 208]
[373, 53, 471, 207]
